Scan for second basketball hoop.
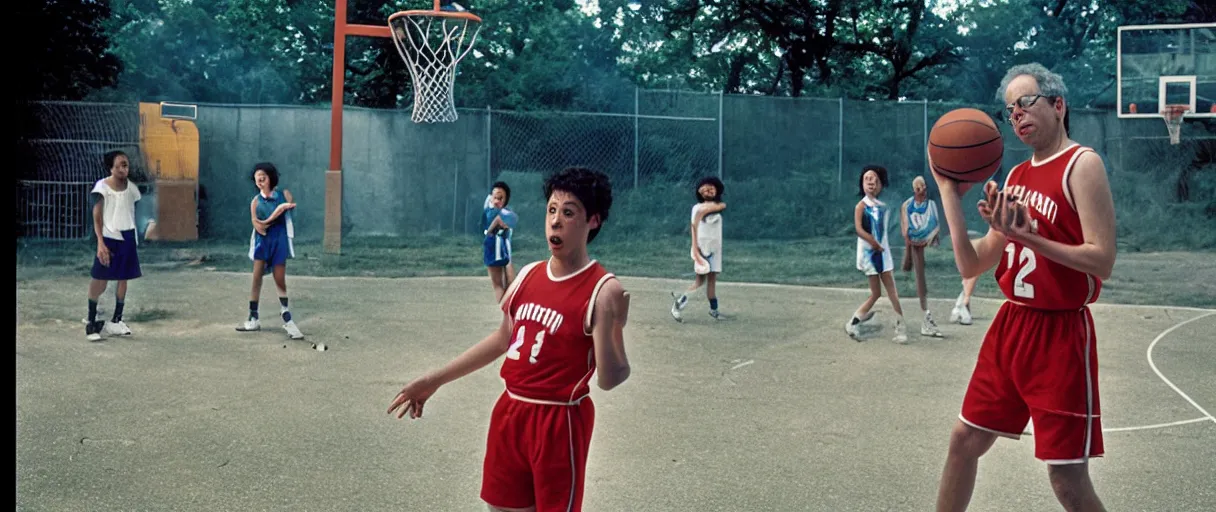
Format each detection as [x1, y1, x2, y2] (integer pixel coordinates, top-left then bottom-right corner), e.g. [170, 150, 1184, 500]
[389, 1, 483, 123]
[1162, 104, 1188, 145]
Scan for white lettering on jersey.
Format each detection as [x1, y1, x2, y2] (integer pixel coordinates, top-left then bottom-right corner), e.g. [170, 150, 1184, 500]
[515, 302, 564, 335]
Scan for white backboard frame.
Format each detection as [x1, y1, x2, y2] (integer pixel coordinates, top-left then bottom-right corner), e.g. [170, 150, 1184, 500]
[1117, 22, 1216, 119]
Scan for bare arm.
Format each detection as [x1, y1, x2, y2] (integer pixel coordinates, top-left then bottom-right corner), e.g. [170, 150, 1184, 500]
[591, 278, 630, 391]
[387, 312, 514, 419]
[937, 180, 1006, 279]
[93, 195, 105, 242]
[1001, 152, 1117, 279]
[900, 199, 911, 243]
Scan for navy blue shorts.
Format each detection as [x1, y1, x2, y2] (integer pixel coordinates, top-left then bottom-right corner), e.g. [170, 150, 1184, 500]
[483, 234, 511, 267]
[92, 230, 142, 281]
[253, 230, 292, 272]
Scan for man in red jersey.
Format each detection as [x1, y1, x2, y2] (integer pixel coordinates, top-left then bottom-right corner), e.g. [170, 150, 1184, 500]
[931, 63, 1117, 512]
[388, 166, 632, 512]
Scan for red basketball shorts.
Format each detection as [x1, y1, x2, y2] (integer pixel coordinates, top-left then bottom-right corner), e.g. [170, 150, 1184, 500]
[480, 391, 596, 511]
[960, 301, 1103, 464]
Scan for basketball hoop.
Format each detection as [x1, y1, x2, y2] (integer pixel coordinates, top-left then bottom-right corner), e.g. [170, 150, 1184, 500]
[388, 3, 482, 123]
[1162, 104, 1188, 145]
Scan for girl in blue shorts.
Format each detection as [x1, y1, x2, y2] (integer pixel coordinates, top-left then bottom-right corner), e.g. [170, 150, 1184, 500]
[236, 162, 304, 340]
[482, 181, 518, 302]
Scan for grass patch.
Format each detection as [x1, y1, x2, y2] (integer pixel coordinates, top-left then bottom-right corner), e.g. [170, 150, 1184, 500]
[16, 233, 1215, 308]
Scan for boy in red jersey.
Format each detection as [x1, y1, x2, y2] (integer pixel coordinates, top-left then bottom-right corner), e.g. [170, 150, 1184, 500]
[931, 63, 1117, 512]
[388, 166, 632, 512]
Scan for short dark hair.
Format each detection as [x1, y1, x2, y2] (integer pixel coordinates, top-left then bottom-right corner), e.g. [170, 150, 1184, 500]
[695, 176, 724, 202]
[491, 181, 511, 207]
[103, 150, 127, 169]
[858, 164, 889, 197]
[252, 162, 280, 189]
[543, 166, 613, 243]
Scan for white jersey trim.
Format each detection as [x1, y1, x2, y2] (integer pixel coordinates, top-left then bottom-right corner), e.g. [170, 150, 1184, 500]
[1060, 146, 1094, 212]
[583, 273, 616, 336]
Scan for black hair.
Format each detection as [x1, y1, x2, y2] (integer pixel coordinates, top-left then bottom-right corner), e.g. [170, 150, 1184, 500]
[491, 181, 511, 207]
[252, 162, 280, 190]
[858, 164, 889, 197]
[542, 166, 613, 243]
[694, 176, 725, 202]
[103, 150, 127, 170]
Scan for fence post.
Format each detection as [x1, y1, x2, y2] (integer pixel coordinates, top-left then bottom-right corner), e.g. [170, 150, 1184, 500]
[718, 90, 724, 179]
[923, 98, 929, 178]
[837, 97, 844, 187]
[634, 87, 640, 189]
[485, 105, 492, 189]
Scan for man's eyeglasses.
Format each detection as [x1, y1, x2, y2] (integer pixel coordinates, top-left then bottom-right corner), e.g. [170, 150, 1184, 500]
[1005, 94, 1056, 117]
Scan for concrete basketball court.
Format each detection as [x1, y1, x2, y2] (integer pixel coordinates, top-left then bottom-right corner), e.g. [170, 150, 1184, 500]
[16, 272, 1216, 511]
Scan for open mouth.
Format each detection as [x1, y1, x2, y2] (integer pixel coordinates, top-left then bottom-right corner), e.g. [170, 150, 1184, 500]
[548, 236, 563, 248]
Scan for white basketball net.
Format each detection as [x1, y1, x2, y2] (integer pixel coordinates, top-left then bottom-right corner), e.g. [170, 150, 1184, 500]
[1163, 105, 1188, 145]
[390, 14, 482, 123]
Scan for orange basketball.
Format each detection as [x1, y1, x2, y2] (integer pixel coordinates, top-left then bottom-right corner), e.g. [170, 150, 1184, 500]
[928, 108, 1004, 182]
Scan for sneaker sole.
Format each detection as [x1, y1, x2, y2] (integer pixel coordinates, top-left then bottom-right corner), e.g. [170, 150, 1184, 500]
[235, 327, 261, 332]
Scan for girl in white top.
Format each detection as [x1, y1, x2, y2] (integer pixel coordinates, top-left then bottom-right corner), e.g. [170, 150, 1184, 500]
[85, 150, 143, 341]
[847, 165, 907, 343]
[670, 177, 726, 322]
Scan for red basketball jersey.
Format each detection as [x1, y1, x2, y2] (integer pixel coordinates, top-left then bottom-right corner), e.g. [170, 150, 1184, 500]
[995, 143, 1102, 310]
[499, 259, 614, 404]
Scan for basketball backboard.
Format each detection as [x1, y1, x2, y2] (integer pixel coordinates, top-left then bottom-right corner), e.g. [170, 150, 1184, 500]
[1117, 23, 1216, 119]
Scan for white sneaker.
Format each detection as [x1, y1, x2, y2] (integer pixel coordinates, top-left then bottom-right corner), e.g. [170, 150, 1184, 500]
[283, 320, 304, 340]
[921, 311, 943, 337]
[709, 309, 720, 320]
[236, 318, 261, 332]
[893, 319, 908, 344]
[669, 292, 683, 322]
[958, 305, 973, 325]
[103, 320, 132, 336]
[85, 320, 105, 342]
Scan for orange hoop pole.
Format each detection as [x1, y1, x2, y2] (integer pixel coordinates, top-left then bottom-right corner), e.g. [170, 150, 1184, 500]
[326, 0, 392, 254]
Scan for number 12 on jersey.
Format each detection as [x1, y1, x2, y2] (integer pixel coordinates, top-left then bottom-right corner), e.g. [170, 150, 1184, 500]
[1004, 242, 1036, 299]
[506, 326, 546, 364]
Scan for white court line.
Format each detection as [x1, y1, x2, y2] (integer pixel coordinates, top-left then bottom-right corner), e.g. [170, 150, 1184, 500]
[1146, 311, 1216, 424]
[1104, 417, 1211, 433]
[730, 360, 754, 371]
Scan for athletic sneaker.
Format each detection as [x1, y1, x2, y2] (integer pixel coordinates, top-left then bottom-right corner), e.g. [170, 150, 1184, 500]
[104, 320, 132, 336]
[893, 319, 908, 344]
[283, 320, 304, 340]
[958, 305, 973, 325]
[85, 320, 106, 342]
[237, 318, 261, 332]
[669, 292, 687, 322]
[709, 309, 720, 320]
[844, 310, 876, 340]
[921, 311, 943, 337]
[950, 291, 965, 323]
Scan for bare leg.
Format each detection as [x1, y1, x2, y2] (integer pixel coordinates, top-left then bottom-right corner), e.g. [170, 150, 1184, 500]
[250, 260, 266, 301]
[272, 264, 288, 297]
[857, 275, 882, 316]
[961, 276, 978, 307]
[1048, 463, 1107, 512]
[879, 271, 904, 317]
[913, 246, 928, 311]
[488, 266, 507, 302]
[686, 273, 705, 293]
[706, 272, 717, 301]
[115, 280, 128, 303]
[504, 262, 517, 289]
[936, 421, 999, 512]
[88, 279, 108, 301]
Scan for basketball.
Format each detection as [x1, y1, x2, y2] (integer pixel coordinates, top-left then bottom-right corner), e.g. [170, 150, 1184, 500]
[928, 108, 1004, 182]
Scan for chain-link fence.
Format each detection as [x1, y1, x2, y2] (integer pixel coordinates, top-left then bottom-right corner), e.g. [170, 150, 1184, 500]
[18, 90, 1216, 248]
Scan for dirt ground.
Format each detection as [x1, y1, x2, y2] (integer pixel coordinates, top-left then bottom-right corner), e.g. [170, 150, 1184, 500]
[16, 271, 1216, 511]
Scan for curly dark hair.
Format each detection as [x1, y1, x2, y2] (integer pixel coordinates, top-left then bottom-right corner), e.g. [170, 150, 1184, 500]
[251, 162, 280, 190]
[491, 181, 511, 207]
[858, 164, 889, 197]
[695, 176, 724, 202]
[543, 166, 613, 243]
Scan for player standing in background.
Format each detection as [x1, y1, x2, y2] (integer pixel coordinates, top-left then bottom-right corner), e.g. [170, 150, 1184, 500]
[932, 63, 1115, 512]
[846, 165, 908, 343]
[389, 166, 632, 512]
[85, 150, 142, 341]
[901, 175, 944, 338]
[671, 176, 725, 322]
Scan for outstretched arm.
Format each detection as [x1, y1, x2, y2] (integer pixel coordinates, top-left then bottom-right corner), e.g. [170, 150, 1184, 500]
[591, 278, 631, 391]
[388, 311, 514, 419]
